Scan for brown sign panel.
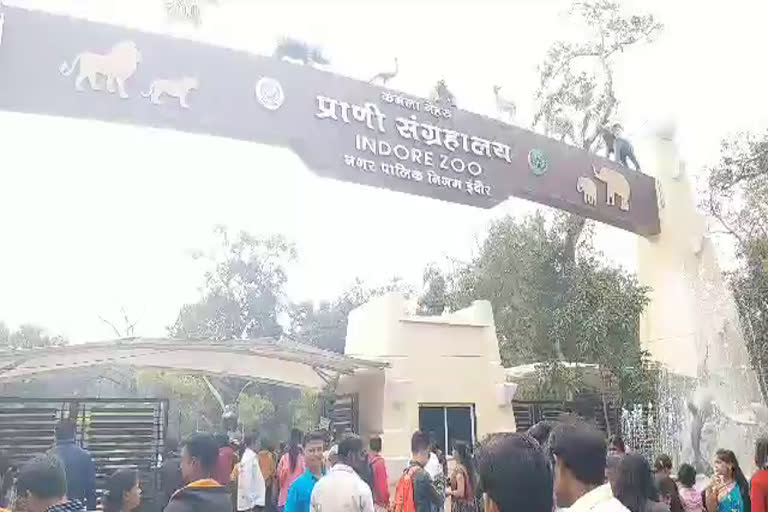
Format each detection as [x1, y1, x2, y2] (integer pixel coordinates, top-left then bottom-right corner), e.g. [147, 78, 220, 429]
[0, 7, 660, 236]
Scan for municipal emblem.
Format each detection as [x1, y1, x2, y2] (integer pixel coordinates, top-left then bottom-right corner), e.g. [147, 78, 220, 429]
[528, 149, 548, 176]
[255, 77, 284, 111]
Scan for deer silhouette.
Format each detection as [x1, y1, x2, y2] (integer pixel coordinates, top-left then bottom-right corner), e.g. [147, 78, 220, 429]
[493, 85, 517, 123]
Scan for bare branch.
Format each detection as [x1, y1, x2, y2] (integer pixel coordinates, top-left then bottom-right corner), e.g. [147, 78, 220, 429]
[121, 308, 138, 338]
[705, 187, 747, 248]
[236, 381, 254, 404]
[201, 375, 226, 411]
[98, 315, 123, 338]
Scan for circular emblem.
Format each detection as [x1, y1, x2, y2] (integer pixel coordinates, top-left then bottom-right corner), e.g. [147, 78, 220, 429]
[255, 77, 285, 111]
[528, 149, 548, 176]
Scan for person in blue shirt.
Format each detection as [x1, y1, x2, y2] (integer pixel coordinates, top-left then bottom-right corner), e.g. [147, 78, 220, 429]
[284, 431, 325, 512]
[48, 420, 96, 511]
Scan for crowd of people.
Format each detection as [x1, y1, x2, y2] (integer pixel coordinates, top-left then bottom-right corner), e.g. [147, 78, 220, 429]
[4, 419, 768, 512]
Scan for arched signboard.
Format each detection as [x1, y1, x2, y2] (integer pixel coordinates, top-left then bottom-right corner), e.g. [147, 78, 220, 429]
[0, 6, 660, 236]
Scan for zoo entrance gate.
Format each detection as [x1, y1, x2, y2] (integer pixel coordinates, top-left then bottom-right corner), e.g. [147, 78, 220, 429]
[0, 397, 168, 511]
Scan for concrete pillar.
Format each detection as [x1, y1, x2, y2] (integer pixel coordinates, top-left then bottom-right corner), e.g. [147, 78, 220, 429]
[635, 123, 758, 405]
[635, 124, 705, 377]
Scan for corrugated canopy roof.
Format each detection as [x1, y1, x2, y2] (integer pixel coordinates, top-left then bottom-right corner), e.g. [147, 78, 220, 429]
[0, 337, 387, 389]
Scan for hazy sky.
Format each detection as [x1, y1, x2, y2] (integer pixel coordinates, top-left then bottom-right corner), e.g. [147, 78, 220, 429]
[1, 0, 767, 342]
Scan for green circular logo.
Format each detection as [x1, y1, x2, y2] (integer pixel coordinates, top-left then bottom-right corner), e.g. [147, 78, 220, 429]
[528, 149, 548, 176]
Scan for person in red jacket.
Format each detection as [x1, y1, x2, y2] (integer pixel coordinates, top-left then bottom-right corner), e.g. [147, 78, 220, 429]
[751, 437, 768, 512]
[212, 433, 237, 486]
[368, 436, 390, 511]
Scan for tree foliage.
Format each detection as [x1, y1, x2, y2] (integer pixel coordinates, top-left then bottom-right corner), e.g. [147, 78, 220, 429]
[162, 227, 408, 438]
[427, 213, 654, 403]
[136, 370, 221, 435]
[534, 1, 662, 151]
[704, 132, 768, 246]
[455, 0, 661, 404]
[287, 390, 323, 433]
[533, 0, 662, 267]
[0, 322, 67, 349]
[704, 130, 768, 403]
[417, 265, 447, 316]
[238, 393, 276, 432]
[169, 226, 295, 340]
[287, 278, 409, 354]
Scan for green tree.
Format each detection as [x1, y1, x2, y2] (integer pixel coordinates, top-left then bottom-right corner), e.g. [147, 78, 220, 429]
[238, 393, 276, 432]
[417, 265, 446, 316]
[288, 278, 410, 354]
[427, 213, 653, 404]
[0, 322, 67, 348]
[533, 0, 662, 262]
[166, 227, 343, 437]
[169, 226, 295, 340]
[165, 227, 295, 434]
[432, 0, 660, 407]
[136, 370, 221, 435]
[703, 130, 768, 404]
[0, 322, 9, 346]
[288, 390, 323, 433]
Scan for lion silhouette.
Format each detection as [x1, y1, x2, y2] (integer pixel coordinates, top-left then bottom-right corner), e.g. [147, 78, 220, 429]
[142, 76, 198, 108]
[60, 41, 142, 98]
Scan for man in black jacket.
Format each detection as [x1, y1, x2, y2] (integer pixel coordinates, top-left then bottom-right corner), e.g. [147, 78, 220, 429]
[408, 431, 443, 512]
[163, 432, 231, 512]
[48, 420, 95, 511]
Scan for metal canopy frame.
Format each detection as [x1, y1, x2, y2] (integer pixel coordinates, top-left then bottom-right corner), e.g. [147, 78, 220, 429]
[0, 337, 387, 389]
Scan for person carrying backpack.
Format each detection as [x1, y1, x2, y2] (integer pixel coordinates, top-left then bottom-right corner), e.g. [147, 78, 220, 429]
[368, 437, 389, 512]
[394, 431, 443, 512]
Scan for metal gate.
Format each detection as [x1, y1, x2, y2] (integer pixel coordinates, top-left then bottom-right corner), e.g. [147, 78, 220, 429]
[328, 393, 358, 437]
[512, 396, 620, 435]
[0, 397, 168, 511]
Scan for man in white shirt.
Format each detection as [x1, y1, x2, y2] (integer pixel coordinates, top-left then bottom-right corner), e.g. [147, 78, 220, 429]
[237, 433, 266, 512]
[311, 434, 374, 512]
[549, 422, 629, 512]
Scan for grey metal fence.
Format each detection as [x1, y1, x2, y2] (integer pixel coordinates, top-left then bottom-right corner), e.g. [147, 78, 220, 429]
[0, 397, 168, 511]
[512, 396, 621, 435]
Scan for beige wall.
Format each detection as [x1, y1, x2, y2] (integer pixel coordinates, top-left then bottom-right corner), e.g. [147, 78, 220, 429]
[338, 293, 516, 478]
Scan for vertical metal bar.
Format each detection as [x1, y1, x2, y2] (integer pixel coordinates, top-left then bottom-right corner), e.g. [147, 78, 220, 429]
[78, 403, 83, 445]
[443, 407, 448, 452]
[470, 405, 476, 445]
[156, 400, 163, 504]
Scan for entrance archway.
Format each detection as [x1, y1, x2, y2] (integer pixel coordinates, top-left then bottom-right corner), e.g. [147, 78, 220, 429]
[3, 2, 756, 476]
[0, 5, 659, 236]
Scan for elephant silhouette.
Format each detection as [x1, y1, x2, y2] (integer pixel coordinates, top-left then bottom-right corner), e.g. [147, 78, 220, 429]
[593, 166, 630, 211]
[576, 176, 598, 206]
